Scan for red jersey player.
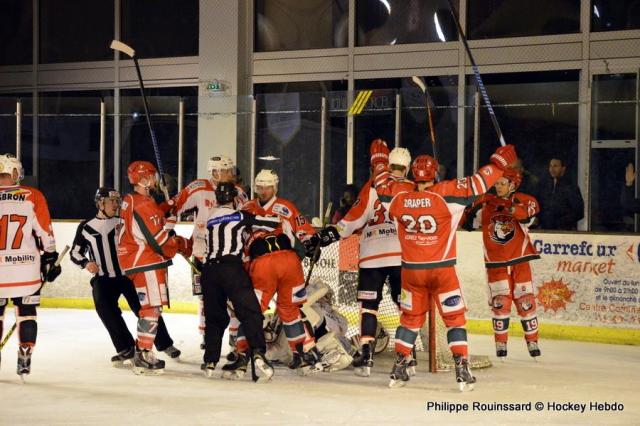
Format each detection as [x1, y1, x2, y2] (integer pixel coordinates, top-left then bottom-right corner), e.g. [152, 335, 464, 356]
[383, 145, 517, 390]
[462, 168, 541, 359]
[118, 161, 190, 375]
[225, 169, 325, 376]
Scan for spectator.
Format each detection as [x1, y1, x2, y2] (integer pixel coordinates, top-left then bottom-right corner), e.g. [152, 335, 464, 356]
[512, 158, 539, 197]
[331, 184, 358, 224]
[621, 162, 640, 214]
[537, 157, 584, 230]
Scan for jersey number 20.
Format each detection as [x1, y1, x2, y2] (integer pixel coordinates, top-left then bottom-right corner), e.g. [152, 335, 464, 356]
[401, 214, 436, 234]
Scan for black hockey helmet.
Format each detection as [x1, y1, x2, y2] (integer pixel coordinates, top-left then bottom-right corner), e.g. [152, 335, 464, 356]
[95, 187, 121, 204]
[215, 182, 238, 206]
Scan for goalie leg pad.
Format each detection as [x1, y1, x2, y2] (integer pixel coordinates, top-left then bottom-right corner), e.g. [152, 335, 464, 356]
[15, 302, 38, 347]
[315, 332, 353, 372]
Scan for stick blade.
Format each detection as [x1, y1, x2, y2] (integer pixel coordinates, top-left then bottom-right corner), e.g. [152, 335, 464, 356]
[411, 76, 426, 93]
[110, 40, 135, 58]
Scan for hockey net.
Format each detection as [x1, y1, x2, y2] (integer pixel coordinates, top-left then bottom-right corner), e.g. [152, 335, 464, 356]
[302, 235, 491, 372]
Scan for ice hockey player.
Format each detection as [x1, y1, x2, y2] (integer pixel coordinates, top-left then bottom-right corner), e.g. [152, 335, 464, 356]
[263, 278, 353, 372]
[0, 153, 61, 378]
[232, 169, 326, 376]
[117, 161, 191, 375]
[200, 181, 280, 381]
[462, 168, 541, 359]
[311, 140, 414, 377]
[70, 187, 181, 367]
[169, 155, 248, 354]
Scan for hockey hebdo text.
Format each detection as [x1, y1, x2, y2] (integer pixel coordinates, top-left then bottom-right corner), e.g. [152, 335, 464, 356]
[425, 401, 624, 414]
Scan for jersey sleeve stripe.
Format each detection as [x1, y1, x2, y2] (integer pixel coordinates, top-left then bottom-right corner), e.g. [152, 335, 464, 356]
[133, 211, 164, 256]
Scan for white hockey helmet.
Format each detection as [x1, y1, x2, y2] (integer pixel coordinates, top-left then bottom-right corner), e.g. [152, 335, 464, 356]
[0, 153, 24, 183]
[207, 155, 235, 176]
[254, 169, 279, 192]
[388, 147, 411, 169]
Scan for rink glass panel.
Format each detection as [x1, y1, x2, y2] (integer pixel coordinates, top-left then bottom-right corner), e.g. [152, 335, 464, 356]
[39, 0, 114, 64]
[467, 0, 580, 39]
[38, 91, 114, 220]
[0, 0, 33, 66]
[254, 0, 349, 52]
[120, 88, 198, 196]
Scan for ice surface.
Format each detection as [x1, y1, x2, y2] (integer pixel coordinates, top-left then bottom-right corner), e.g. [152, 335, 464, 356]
[0, 309, 638, 425]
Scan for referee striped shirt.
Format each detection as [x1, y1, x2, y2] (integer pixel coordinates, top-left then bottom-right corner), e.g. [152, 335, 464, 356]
[205, 206, 280, 262]
[70, 217, 122, 277]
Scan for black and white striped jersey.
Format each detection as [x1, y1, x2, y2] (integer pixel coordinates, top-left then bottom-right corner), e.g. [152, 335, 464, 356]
[70, 216, 122, 278]
[204, 205, 280, 262]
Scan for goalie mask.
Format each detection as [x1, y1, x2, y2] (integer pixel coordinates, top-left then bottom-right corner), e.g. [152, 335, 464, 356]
[0, 153, 24, 184]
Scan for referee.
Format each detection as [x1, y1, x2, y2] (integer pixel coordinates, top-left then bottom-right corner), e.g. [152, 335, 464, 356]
[70, 187, 180, 366]
[200, 182, 280, 381]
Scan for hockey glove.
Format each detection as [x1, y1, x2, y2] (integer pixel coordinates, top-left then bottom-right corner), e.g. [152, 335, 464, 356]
[318, 226, 341, 247]
[303, 235, 321, 259]
[490, 144, 517, 171]
[175, 236, 193, 258]
[41, 251, 62, 283]
[370, 138, 390, 174]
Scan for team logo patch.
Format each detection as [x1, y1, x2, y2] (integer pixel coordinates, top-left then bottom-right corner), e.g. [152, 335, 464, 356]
[443, 295, 461, 307]
[489, 213, 515, 244]
[357, 290, 378, 300]
[187, 180, 206, 191]
[272, 203, 291, 218]
[399, 289, 413, 310]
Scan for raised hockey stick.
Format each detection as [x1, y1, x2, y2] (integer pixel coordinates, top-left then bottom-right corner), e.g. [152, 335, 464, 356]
[444, 0, 506, 147]
[411, 76, 439, 162]
[110, 40, 170, 200]
[304, 202, 333, 287]
[0, 245, 70, 352]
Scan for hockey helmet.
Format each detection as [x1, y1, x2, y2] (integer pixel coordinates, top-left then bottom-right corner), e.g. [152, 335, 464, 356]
[502, 168, 522, 191]
[127, 161, 157, 185]
[94, 187, 121, 204]
[411, 155, 439, 183]
[0, 153, 24, 183]
[215, 181, 238, 205]
[207, 155, 235, 175]
[254, 169, 279, 192]
[388, 147, 411, 169]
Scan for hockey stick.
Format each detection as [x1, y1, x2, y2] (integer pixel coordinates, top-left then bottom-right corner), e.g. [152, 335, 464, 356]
[304, 202, 333, 287]
[0, 245, 70, 351]
[444, 0, 506, 147]
[411, 76, 439, 162]
[110, 40, 170, 200]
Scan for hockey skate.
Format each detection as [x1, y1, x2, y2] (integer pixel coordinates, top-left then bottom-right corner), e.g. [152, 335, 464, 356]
[251, 351, 274, 383]
[226, 350, 240, 363]
[388, 353, 410, 388]
[527, 341, 541, 358]
[17, 345, 32, 380]
[407, 347, 418, 376]
[132, 348, 165, 376]
[288, 346, 323, 376]
[221, 352, 248, 380]
[352, 343, 373, 377]
[454, 355, 476, 392]
[200, 362, 216, 378]
[495, 342, 508, 359]
[111, 346, 134, 368]
[162, 345, 181, 359]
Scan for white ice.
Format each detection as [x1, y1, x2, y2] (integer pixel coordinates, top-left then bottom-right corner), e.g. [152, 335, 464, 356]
[0, 308, 638, 425]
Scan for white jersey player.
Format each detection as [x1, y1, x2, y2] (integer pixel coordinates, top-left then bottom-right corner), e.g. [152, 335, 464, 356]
[169, 155, 248, 350]
[0, 154, 61, 378]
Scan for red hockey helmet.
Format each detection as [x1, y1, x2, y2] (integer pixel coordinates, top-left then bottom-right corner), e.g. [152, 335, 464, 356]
[127, 161, 157, 185]
[502, 168, 522, 191]
[370, 138, 390, 172]
[411, 155, 439, 182]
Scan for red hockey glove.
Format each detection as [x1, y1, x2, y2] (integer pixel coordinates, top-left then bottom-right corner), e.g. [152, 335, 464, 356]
[370, 139, 390, 173]
[490, 144, 517, 171]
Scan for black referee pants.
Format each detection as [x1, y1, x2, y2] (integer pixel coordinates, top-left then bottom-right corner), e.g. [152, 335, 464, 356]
[91, 276, 174, 353]
[201, 259, 265, 364]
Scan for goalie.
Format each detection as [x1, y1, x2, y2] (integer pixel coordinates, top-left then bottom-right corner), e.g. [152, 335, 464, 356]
[263, 279, 354, 372]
